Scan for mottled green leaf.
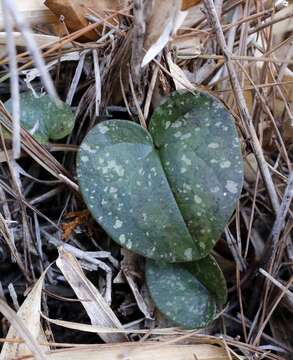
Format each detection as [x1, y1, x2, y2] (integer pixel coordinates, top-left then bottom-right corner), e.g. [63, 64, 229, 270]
[77, 91, 243, 262]
[77, 120, 196, 262]
[149, 91, 243, 258]
[5, 92, 74, 143]
[145, 258, 217, 329]
[184, 255, 227, 305]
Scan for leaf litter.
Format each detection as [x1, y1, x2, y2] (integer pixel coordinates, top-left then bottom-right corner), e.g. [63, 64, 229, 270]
[0, 0, 292, 359]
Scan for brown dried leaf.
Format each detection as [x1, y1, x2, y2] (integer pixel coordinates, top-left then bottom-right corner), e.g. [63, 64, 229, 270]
[166, 52, 194, 90]
[44, 0, 124, 41]
[244, 153, 258, 184]
[142, 0, 185, 66]
[181, 0, 201, 10]
[171, 33, 202, 57]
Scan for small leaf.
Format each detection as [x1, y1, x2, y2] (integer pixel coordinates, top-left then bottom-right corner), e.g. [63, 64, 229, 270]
[145, 258, 217, 329]
[184, 255, 227, 305]
[77, 91, 243, 262]
[5, 92, 74, 143]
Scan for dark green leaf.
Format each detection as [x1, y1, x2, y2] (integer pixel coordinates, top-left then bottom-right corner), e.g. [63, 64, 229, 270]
[149, 91, 243, 258]
[5, 92, 74, 143]
[145, 258, 217, 329]
[77, 120, 196, 262]
[184, 255, 227, 305]
[77, 91, 243, 262]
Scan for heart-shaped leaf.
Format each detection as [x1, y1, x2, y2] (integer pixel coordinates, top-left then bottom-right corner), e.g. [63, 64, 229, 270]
[145, 256, 224, 329]
[5, 92, 74, 143]
[149, 91, 243, 258]
[77, 91, 243, 262]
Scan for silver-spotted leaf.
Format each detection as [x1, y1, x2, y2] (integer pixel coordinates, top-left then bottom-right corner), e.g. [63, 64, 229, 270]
[145, 258, 217, 329]
[149, 91, 243, 258]
[77, 91, 243, 262]
[184, 255, 227, 305]
[77, 120, 197, 262]
[5, 92, 74, 143]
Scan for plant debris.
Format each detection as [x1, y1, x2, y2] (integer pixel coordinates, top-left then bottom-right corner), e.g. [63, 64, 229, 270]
[0, 0, 292, 359]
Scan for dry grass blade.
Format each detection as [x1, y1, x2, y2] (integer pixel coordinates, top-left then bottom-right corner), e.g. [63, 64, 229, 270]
[5, 0, 59, 101]
[1, 0, 21, 159]
[0, 299, 47, 360]
[166, 52, 194, 90]
[92, 49, 101, 116]
[0, 32, 72, 48]
[0, 272, 49, 359]
[0, 0, 57, 29]
[56, 247, 127, 343]
[0, 213, 28, 281]
[40, 315, 184, 335]
[47, 343, 229, 360]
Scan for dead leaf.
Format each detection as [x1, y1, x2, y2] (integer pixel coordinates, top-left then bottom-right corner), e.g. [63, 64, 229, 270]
[166, 52, 194, 90]
[171, 33, 202, 58]
[56, 247, 127, 343]
[0, 272, 49, 360]
[244, 153, 258, 183]
[181, 0, 201, 10]
[142, 0, 187, 67]
[0, 0, 57, 30]
[46, 343, 229, 360]
[120, 249, 154, 319]
[44, 0, 125, 41]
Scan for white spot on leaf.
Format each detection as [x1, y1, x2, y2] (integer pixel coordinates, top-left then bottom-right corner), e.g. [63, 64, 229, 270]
[208, 142, 219, 149]
[184, 248, 192, 260]
[194, 195, 202, 204]
[113, 219, 123, 229]
[225, 180, 238, 194]
[220, 160, 231, 168]
[119, 234, 126, 243]
[181, 154, 191, 166]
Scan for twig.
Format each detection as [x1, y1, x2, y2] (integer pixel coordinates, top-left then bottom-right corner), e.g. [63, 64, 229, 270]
[269, 171, 293, 257]
[128, 70, 147, 128]
[253, 276, 293, 345]
[144, 61, 160, 119]
[66, 51, 87, 105]
[259, 268, 293, 304]
[131, 0, 145, 89]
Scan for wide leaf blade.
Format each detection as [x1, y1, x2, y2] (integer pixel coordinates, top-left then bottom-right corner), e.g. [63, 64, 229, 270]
[77, 120, 200, 262]
[149, 91, 243, 258]
[146, 258, 217, 329]
[184, 254, 227, 305]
